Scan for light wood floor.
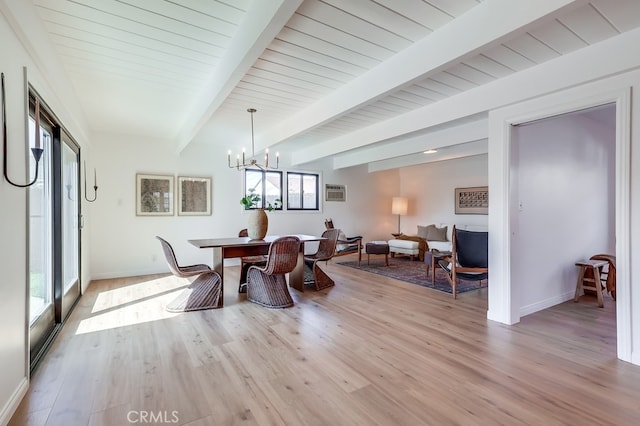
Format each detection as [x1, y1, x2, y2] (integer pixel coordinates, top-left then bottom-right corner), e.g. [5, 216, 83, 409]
[10, 255, 639, 425]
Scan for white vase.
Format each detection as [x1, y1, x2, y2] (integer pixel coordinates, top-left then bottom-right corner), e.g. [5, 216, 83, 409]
[247, 209, 268, 240]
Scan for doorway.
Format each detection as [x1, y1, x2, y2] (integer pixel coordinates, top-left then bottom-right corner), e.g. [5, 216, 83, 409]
[510, 104, 616, 316]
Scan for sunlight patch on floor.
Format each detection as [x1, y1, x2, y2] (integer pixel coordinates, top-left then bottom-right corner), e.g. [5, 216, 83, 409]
[76, 275, 184, 335]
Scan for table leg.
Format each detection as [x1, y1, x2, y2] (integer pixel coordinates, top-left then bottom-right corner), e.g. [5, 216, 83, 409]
[212, 247, 224, 306]
[289, 250, 305, 292]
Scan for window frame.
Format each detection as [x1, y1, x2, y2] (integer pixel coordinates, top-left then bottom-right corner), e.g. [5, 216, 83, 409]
[286, 171, 320, 211]
[243, 169, 283, 211]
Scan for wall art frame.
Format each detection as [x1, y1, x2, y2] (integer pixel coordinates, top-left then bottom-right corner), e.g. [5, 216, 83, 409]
[136, 173, 174, 216]
[455, 186, 488, 215]
[177, 176, 212, 216]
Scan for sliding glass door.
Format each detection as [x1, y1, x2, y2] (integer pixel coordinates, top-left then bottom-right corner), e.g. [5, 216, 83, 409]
[28, 94, 82, 368]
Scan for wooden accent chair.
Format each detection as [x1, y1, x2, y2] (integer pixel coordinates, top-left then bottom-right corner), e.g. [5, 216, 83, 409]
[437, 226, 488, 298]
[156, 236, 223, 311]
[246, 236, 301, 309]
[238, 228, 267, 293]
[324, 218, 363, 264]
[304, 228, 339, 290]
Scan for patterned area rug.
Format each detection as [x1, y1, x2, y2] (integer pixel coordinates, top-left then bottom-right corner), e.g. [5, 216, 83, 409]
[337, 256, 486, 295]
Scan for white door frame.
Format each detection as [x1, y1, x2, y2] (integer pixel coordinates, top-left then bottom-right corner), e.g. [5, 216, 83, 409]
[487, 76, 632, 363]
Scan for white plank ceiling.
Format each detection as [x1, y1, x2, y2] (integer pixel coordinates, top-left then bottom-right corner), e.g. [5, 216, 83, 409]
[29, 0, 640, 168]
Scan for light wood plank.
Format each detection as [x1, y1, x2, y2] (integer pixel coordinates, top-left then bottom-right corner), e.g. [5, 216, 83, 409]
[10, 257, 640, 426]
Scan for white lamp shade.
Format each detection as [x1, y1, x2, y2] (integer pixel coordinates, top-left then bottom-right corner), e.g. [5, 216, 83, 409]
[391, 197, 408, 215]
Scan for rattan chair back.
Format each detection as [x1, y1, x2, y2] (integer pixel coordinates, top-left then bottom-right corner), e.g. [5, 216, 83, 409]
[262, 236, 301, 275]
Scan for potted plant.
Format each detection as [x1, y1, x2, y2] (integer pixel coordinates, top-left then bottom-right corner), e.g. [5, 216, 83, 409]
[241, 189, 282, 239]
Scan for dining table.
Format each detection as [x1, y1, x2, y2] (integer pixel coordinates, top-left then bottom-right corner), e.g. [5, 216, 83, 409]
[188, 234, 324, 304]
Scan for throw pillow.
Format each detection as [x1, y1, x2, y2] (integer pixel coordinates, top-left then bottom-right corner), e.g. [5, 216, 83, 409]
[417, 225, 431, 240]
[425, 224, 448, 241]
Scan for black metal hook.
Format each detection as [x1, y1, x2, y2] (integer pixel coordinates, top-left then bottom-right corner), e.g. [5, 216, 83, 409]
[84, 161, 98, 202]
[2, 72, 44, 188]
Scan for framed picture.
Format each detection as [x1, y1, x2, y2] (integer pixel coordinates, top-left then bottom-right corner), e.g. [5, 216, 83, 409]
[455, 186, 488, 215]
[136, 174, 174, 216]
[177, 176, 212, 216]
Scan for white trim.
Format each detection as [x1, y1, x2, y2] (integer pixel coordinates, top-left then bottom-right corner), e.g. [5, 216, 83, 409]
[488, 74, 633, 363]
[615, 89, 632, 362]
[520, 291, 575, 318]
[0, 377, 28, 426]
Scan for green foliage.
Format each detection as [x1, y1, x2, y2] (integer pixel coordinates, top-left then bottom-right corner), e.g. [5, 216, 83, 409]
[240, 188, 282, 212]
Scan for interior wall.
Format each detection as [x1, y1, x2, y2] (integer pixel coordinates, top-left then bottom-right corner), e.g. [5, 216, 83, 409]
[89, 134, 398, 279]
[511, 107, 616, 316]
[398, 154, 488, 234]
[0, 5, 93, 423]
[0, 15, 30, 422]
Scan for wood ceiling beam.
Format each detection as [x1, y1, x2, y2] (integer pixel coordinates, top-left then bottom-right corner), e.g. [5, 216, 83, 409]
[291, 24, 640, 166]
[258, 0, 587, 159]
[175, 0, 303, 153]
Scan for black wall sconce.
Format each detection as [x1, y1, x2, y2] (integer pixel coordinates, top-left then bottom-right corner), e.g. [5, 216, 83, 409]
[84, 161, 98, 202]
[2, 72, 44, 188]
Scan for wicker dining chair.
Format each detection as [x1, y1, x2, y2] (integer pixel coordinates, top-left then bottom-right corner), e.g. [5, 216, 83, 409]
[246, 236, 301, 308]
[156, 236, 223, 311]
[238, 228, 267, 293]
[304, 228, 339, 290]
[156, 236, 212, 278]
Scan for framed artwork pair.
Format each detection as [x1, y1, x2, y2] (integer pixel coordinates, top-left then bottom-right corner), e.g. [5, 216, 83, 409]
[136, 174, 211, 216]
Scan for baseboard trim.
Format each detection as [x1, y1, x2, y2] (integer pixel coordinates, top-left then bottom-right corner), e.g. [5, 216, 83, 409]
[520, 291, 574, 318]
[0, 376, 28, 426]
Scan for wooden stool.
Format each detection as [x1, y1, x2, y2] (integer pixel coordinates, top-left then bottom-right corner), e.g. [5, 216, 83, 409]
[574, 260, 607, 308]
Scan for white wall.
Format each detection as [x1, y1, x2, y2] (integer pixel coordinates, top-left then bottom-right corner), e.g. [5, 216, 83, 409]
[0, 3, 93, 423]
[398, 154, 488, 235]
[89, 134, 398, 278]
[511, 107, 615, 316]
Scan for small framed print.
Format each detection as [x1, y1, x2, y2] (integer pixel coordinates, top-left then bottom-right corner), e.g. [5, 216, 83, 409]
[177, 176, 212, 216]
[136, 174, 174, 216]
[455, 186, 488, 215]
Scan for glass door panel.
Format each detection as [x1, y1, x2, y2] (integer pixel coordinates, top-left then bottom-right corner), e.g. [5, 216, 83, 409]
[61, 135, 80, 319]
[28, 117, 53, 324]
[29, 114, 55, 364]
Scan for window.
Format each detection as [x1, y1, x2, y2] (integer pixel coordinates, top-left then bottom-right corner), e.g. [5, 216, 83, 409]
[287, 172, 319, 210]
[244, 169, 283, 210]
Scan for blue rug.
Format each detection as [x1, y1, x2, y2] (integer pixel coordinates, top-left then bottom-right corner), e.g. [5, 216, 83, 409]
[337, 256, 486, 295]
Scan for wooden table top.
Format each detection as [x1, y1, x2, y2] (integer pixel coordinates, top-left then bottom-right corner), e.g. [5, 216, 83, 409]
[189, 234, 322, 249]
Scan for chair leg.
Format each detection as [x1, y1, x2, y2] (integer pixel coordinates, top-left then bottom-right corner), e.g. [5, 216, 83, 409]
[312, 262, 335, 290]
[593, 266, 604, 308]
[574, 265, 586, 303]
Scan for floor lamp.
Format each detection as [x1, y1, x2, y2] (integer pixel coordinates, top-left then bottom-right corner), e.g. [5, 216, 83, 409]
[391, 197, 408, 234]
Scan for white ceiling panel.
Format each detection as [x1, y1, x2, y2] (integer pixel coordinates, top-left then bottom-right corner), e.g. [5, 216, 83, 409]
[592, 0, 640, 33]
[529, 19, 589, 55]
[17, 0, 639, 168]
[559, 3, 620, 44]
